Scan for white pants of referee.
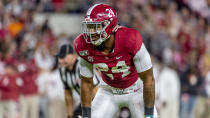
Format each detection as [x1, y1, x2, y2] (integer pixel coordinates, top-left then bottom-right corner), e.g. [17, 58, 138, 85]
[91, 79, 159, 118]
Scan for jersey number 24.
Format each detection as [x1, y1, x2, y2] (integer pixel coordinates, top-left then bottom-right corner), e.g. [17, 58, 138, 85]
[94, 61, 130, 80]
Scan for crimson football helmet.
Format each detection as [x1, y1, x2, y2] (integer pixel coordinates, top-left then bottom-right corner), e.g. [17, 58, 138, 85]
[82, 4, 118, 46]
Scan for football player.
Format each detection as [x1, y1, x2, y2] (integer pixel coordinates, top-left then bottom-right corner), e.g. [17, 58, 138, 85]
[74, 4, 158, 118]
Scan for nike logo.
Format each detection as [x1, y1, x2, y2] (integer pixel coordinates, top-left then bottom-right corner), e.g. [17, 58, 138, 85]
[116, 56, 122, 59]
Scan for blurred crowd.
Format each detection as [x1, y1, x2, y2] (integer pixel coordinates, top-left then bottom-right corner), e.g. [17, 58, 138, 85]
[0, 0, 210, 118]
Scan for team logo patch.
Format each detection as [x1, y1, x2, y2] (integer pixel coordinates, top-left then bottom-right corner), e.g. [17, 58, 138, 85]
[88, 56, 94, 62]
[79, 50, 89, 56]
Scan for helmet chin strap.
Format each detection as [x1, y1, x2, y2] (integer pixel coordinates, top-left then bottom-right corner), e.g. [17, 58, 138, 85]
[91, 38, 103, 46]
[91, 34, 110, 46]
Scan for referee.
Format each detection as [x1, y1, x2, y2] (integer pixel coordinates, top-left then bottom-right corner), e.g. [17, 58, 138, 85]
[57, 44, 99, 118]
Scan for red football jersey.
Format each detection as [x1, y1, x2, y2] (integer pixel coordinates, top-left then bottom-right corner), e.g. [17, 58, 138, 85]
[16, 59, 38, 95]
[74, 27, 143, 88]
[0, 74, 20, 101]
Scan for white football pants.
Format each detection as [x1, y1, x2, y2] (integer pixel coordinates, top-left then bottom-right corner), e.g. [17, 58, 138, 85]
[91, 79, 158, 118]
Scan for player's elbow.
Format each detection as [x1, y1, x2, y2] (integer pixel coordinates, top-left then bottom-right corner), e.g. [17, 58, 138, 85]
[142, 77, 154, 88]
[139, 68, 155, 86]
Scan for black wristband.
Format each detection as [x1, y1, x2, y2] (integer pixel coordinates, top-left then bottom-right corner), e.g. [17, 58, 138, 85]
[144, 107, 154, 115]
[82, 107, 91, 118]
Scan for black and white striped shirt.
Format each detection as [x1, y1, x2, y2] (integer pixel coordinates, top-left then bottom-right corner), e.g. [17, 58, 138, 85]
[59, 59, 100, 95]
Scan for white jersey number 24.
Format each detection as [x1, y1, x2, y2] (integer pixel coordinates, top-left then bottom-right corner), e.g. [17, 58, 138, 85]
[94, 61, 130, 80]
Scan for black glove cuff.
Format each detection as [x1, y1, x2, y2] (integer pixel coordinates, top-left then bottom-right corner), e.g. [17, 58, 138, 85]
[144, 107, 154, 115]
[82, 107, 91, 118]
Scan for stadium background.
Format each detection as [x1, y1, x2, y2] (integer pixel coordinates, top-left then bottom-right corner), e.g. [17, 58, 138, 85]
[0, 0, 210, 118]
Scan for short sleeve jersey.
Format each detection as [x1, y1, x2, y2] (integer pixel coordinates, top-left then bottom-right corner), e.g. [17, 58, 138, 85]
[74, 27, 143, 88]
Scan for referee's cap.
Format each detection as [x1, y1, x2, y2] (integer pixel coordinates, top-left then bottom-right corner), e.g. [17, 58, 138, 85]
[57, 44, 74, 58]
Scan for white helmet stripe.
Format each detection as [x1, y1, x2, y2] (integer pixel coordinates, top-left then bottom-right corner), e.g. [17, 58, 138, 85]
[87, 4, 101, 16]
